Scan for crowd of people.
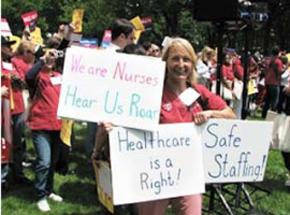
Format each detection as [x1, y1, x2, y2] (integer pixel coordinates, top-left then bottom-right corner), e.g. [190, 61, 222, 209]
[1, 14, 290, 215]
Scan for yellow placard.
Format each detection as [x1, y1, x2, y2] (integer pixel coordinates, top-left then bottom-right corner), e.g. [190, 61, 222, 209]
[9, 35, 21, 52]
[30, 27, 44, 45]
[247, 79, 258, 95]
[133, 29, 143, 44]
[72, 9, 85, 33]
[60, 119, 74, 147]
[130, 16, 145, 31]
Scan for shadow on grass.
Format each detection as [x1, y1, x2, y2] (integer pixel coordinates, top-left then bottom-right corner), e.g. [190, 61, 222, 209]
[58, 181, 98, 207]
[2, 184, 36, 202]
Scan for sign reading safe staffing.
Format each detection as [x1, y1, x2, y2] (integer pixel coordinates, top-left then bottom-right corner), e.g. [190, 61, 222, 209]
[58, 47, 165, 130]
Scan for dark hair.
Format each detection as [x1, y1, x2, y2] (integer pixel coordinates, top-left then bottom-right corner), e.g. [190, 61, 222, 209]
[271, 45, 280, 56]
[122, 44, 146, 55]
[111, 18, 135, 41]
[142, 41, 152, 51]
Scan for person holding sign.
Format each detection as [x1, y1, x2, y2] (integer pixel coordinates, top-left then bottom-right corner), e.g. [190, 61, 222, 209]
[92, 37, 235, 214]
[25, 50, 64, 212]
[135, 38, 236, 215]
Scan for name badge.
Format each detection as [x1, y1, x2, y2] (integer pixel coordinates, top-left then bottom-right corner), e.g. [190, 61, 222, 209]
[2, 62, 13, 71]
[179, 87, 200, 106]
[50, 76, 62, 85]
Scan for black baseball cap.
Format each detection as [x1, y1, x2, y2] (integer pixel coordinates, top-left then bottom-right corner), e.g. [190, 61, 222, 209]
[1, 36, 16, 46]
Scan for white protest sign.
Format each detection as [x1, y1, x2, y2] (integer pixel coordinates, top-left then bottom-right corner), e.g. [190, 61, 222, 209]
[109, 123, 205, 205]
[201, 119, 272, 183]
[57, 47, 165, 130]
[1, 18, 12, 36]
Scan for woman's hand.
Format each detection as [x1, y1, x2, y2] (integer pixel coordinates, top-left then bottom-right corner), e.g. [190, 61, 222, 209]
[101, 121, 114, 132]
[193, 110, 213, 125]
[91, 121, 114, 161]
[193, 107, 236, 125]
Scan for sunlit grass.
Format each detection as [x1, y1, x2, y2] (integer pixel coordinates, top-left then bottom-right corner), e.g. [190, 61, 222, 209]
[2, 119, 290, 215]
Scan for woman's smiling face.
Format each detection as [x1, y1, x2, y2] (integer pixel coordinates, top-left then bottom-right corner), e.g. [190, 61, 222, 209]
[166, 45, 193, 83]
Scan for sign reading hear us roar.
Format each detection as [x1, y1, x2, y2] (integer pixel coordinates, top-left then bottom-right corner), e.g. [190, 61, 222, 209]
[57, 46, 166, 130]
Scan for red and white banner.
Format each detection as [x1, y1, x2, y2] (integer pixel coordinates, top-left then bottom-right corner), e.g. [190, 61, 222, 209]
[21, 10, 38, 27]
[1, 18, 12, 36]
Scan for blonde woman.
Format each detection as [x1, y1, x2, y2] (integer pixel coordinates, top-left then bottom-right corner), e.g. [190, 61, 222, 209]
[92, 38, 235, 214]
[196, 46, 216, 89]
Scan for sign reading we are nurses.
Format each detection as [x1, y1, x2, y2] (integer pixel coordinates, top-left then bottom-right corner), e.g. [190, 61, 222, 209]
[57, 47, 165, 130]
[109, 123, 205, 205]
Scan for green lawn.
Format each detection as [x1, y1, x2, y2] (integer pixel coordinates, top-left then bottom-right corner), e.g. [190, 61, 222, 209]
[2, 121, 290, 215]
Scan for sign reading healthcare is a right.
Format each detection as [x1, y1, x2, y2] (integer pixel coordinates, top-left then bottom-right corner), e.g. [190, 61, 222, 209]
[58, 47, 165, 130]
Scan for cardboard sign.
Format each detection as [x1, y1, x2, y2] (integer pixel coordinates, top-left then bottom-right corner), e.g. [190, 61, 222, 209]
[161, 36, 173, 48]
[1, 18, 12, 36]
[57, 47, 165, 130]
[9, 35, 21, 52]
[93, 160, 114, 213]
[60, 119, 73, 147]
[201, 119, 272, 183]
[72, 9, 84, 33]
[21, 10, 38, 27]
[101, 30, 112, 48]
[80, 38, 98, 48]
[95, 119, 272, 207]
[30, 27, 44, 45]
[130, 16, 145, 43]
[69, 33, 83, 46]
[248, 79, 258, 95]
[109, 123, 205, 205]
[130, 16, 145, 31]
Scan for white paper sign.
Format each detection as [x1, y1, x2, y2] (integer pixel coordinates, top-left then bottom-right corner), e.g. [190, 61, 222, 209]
[1, 18, 12, 36]
[201, 119, 272, 183]
[57, 47, 165, 130]
[109, 123, 205, 205]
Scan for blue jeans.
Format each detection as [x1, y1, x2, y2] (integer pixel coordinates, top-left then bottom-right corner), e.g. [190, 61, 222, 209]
[32, 130, 61, 200]
[1, 164, 9, 184]
[11, 112, 26, 179]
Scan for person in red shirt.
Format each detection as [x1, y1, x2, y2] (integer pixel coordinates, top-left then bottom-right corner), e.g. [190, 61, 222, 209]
[92, 37, 236, 215]
[10, 41, 35, 184]
[262, 46, 284, 118]
[1, 37, 14, 190]
[221, 53, 235, 105]
[25, 50, 63, 212]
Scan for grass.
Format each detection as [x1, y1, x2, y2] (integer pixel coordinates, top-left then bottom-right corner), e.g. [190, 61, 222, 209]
[2, 118, 290, 215]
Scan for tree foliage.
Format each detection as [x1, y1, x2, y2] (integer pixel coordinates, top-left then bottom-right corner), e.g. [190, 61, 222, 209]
[2, 0, 290, 53]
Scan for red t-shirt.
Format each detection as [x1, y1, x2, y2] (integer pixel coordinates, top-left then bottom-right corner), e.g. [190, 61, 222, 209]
[160, 84, 227, 123]
[10, 56, 32, 115]
[265, 57, 284, 86]
[27, 70, 62, 130]
[233, 59, 244, 80]
[222, 64, 234, 81]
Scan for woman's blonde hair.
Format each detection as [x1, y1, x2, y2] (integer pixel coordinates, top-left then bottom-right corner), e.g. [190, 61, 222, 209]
[15, 40, 35, 56]
[201, 46, 216, 62]
[161, 37, 198, 84]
